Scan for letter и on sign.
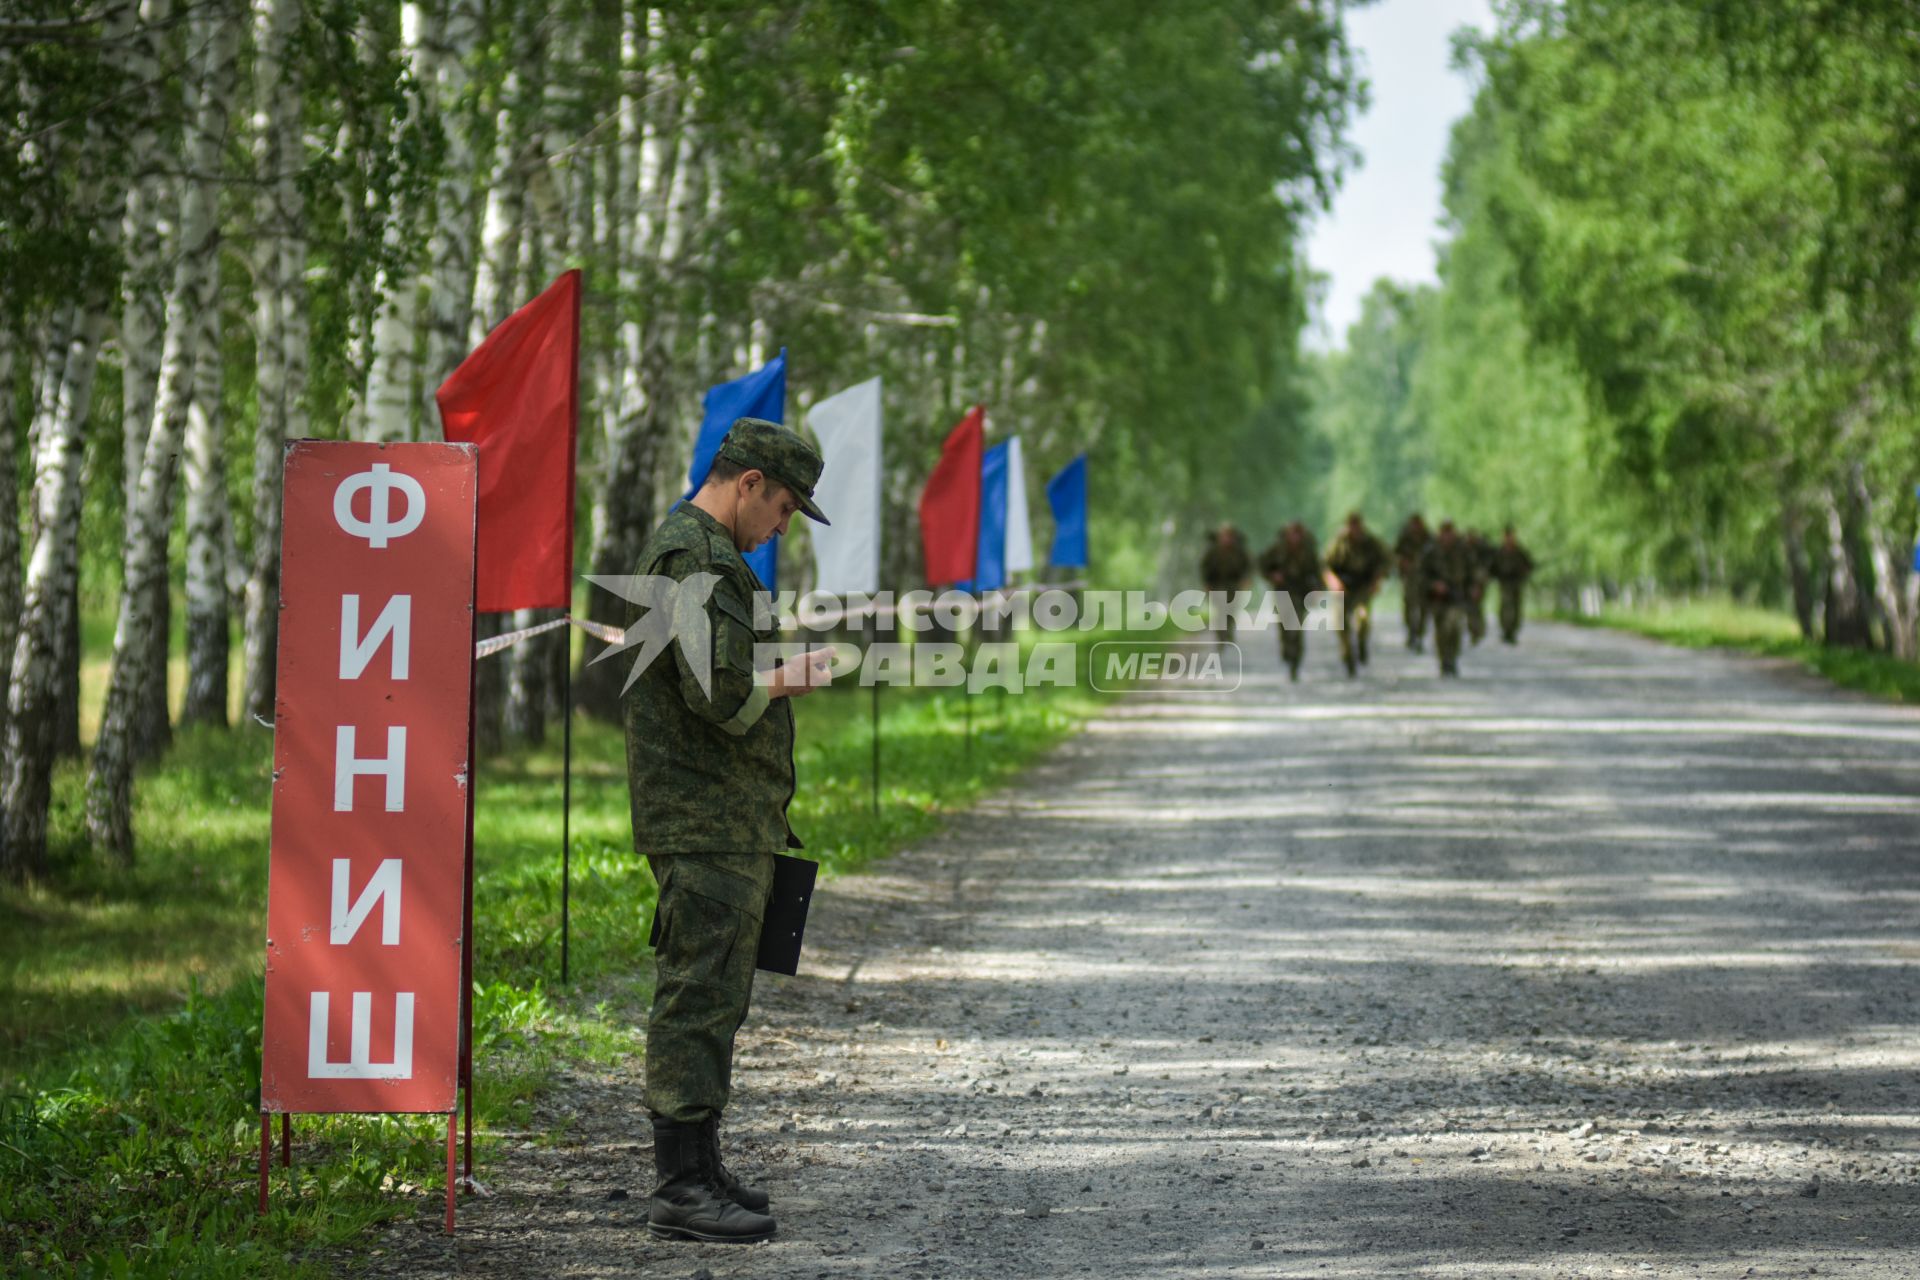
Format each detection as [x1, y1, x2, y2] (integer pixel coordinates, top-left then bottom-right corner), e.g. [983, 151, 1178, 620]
[260, 442, 478, 1116]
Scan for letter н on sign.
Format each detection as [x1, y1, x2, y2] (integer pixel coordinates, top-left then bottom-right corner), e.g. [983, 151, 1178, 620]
[261, 442, 477, 1115]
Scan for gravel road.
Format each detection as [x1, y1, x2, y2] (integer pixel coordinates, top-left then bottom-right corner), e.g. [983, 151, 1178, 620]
[366, 622, 1920, 1278]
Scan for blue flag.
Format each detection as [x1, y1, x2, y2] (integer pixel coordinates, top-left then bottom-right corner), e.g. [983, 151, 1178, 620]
[1047, 454, 1088, 568]
[687, 350, 786, 591]
[958, 440, 1013, 594]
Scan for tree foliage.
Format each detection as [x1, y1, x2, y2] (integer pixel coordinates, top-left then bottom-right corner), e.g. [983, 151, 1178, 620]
[0, 0, 1367, 877]
[1308, 0, 1920, 643]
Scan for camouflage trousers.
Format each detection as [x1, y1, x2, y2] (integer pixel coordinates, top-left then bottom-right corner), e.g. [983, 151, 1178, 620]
[644, 852, 775, 1124]
[1336, 594, 1373, 670]
[1466, 590, 1488, 644]
[1433, 602, 1466, 670]
[1402, 574, 1428, 644]
[1498, 581, 1525, 641]
[1277, 592, 1308, 672]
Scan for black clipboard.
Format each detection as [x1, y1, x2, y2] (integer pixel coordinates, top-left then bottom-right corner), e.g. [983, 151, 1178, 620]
[754, 854, 817, 975]
[647, 854, 817, 975]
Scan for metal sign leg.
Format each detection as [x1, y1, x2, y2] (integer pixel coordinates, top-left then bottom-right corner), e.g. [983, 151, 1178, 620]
[257, 1113, 271, 1216]
[445, 1108, 458, 1234]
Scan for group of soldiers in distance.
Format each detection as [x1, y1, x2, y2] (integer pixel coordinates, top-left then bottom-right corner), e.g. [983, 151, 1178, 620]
[1201, 512, 1535, 681]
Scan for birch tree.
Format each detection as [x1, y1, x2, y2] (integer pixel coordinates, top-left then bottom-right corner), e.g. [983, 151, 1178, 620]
[0, 337, 20, 722]
[180, 278, 231, 727]
[1, 1, 142, 879]
[87, 0, 243, 859]
[466, 0, 542, 753]
[419, 0, 483, 416]
[359, 1, 428, 444]
[240, 0, 308, 725]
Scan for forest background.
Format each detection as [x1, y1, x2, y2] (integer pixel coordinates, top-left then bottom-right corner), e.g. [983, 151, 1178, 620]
[6, 0, 1920, 1271]
[6, 0, 1919, 888]
[1299, 0, 1920, 659]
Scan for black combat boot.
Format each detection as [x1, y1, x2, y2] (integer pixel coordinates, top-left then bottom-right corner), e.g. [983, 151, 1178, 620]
[648, 1117, 776, 1243]
[701, 1114, 771, 1212]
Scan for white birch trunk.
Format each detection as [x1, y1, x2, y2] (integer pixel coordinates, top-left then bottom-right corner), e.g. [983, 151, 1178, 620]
[181, 0, 242, 730]
[0, 335, 23, 745]
[27, 308, 72, 475]
[338, 10, 393, 442]
[241, 0, 309, 725]
[87, 2, 243, 859]
[360, 2, 427, 443]
[181, 283, 231, 727]
[120, 0, 176, 510]
[468, 5, 541, 754]
[420, 0, 483, 426]
[1, 2, 142, 878]
[2, 311, 108, 877]
[124, 2, 190, 755]
[21, 306, 88, 760]
[579, 55, 691, 721]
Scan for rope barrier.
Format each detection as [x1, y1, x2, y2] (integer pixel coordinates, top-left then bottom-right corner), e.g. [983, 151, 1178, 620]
[471, 581, 1090, 660]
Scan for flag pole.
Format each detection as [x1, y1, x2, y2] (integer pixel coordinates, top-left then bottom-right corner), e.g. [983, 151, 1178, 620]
[561, 617, 573, 984]
[460, 593, 479, 1189]
[963, 596, 975, 765]
[868, 614, 881, 817]
[559, 270, 581, 988]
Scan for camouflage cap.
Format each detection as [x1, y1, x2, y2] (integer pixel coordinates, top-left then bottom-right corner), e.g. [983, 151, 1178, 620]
[716, 417, 830, 525]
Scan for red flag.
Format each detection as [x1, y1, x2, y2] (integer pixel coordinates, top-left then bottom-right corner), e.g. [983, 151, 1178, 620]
[436, 269, 581, 612]
[918, 406, 984, 586]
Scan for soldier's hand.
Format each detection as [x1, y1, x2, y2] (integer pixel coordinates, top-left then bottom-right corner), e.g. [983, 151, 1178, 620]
[770, 647, 838, 699]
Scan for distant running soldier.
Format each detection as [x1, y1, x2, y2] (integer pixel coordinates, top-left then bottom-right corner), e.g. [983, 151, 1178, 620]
[1463, 528, 1494, 646]
[1491, 524, 1535, 644]
[1200, 524, 1252, 645]
[1259, 521, 1321, 681]
[1324, 511, 1392, 677]
[1395, 513, 1432, 652]
[1421, 520, 1476, 677]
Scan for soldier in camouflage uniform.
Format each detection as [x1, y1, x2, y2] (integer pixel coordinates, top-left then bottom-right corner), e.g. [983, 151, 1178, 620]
[1395, 513, 1431, 652]
[1259, 521, 1321, 681]
[1200, 524, 1253, 645]
[1420, 520, 1477, 677]
[624, 418, 835, 1244]
[1464, 528, 1494, 646]
[1491, 524, 1535, 643]
[1324, 511, 1392, 677]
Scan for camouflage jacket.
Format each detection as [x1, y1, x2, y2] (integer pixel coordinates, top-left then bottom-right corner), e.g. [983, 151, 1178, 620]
[1421, 539, 1479, 602]
[1200, 542, 1252, 590]
[622, 503, 801, 855]
[1491, 543, 1535, 584]
[1258, 537, 1322, 594]
[1325, 529, 1391, 596]
[1467, 536, 1495, 588]
[1394, 523, 1430, 576]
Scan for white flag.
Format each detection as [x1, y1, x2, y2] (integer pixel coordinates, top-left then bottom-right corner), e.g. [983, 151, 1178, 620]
[1004, 435, 1035, 575]
[806, 377, 883, 596]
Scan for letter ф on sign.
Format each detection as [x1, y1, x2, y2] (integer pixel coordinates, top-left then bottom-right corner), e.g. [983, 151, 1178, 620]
[259, 442, 478, 1226]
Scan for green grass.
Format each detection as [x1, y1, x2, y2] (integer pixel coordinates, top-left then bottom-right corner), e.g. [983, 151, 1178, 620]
[0, 634, 1109, 1278]
[1562, 596, 1920, 704]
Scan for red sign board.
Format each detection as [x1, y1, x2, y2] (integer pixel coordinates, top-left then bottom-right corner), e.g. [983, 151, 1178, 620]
[262, 441, 477, 1115]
